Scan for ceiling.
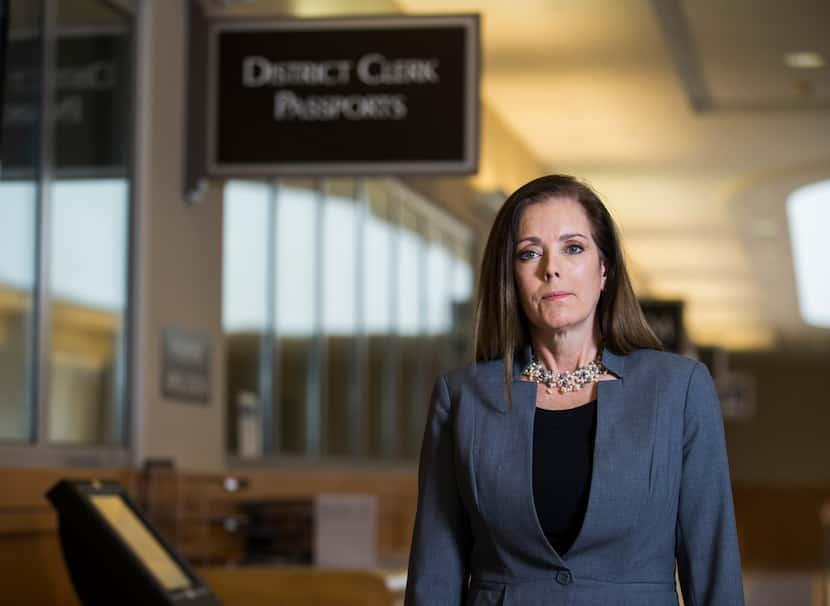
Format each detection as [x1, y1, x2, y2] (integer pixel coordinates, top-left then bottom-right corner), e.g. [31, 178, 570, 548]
[393, 0, 830, 353]
[213, 0, 830, 353]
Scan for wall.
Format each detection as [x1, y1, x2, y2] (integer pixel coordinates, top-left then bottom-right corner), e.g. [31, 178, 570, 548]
[723, 352, 830, 569]
[133, 1, 225, 471]
[726, 352, 830, 484]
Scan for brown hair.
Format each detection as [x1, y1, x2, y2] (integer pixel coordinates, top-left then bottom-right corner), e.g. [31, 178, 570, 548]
[472, 174, 662, 403]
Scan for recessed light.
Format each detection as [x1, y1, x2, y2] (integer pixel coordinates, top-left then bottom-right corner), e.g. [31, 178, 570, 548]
[784, 52, 826, 69]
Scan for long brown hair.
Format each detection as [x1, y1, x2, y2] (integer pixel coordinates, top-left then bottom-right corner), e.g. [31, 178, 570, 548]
[472, 174, 662, 403]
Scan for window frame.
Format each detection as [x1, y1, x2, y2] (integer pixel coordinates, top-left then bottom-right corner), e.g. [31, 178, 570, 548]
[0, 0, 136, 468]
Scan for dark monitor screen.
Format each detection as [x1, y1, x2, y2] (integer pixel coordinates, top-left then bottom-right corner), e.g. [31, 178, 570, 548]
[47, 479, 222, 606]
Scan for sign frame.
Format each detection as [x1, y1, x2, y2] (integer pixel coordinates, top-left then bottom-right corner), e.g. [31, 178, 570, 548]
[160, 327, 212, 404]
[203, 13, 480, 178]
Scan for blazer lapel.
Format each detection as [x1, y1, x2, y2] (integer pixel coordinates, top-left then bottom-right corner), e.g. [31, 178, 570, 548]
[472, 345, 656, 566]
[551, 346, 657, 560]
[472, 376, 566, 568]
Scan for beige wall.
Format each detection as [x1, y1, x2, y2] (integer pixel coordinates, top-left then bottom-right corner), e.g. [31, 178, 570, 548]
[133, 1, 225, 471]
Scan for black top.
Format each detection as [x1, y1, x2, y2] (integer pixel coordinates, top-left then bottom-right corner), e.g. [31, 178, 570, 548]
[532, 400, 598, 557]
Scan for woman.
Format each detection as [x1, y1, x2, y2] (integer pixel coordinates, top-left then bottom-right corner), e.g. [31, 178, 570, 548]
[404, 175, 744, 605]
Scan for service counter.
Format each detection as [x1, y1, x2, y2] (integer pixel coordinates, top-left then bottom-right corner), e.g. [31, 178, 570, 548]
[198, 565, 406, 606]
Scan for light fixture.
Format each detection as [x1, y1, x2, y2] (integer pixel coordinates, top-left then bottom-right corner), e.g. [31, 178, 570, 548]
[786, 180, 830, 328]
[783, 51, 826, 69]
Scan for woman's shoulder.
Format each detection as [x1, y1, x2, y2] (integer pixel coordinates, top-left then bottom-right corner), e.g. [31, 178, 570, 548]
[428, 358, 511, 407]
[620, 347, 700, 378]
[431, 359, 516, 416]
[622, 349, 718, 412]
[440, 357, 505, 388]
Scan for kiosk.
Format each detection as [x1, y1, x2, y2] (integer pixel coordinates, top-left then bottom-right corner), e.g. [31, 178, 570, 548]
[47, 479, 222, 606]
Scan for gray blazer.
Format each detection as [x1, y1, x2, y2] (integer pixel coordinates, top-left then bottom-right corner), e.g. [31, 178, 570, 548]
[404, 344, 745, 606]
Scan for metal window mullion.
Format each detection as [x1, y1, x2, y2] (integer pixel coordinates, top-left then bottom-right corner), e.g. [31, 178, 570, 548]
[444, 231, 456, 374]
[112, 277, 128, 445]
[117, 0, 140, 448]
[259, 179, 278, 454]
[33, 0, 57, 445]
[414, 213, 429, 459]
[382, 190, 400, 459]
[306, 179, 324, 458]
[351, 178, 368, 457]
[270, 179, 282, 454]
[467, 236, 478, 364]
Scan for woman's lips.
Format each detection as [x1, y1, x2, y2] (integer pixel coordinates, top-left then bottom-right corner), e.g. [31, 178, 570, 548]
[542, 291, 573, 300]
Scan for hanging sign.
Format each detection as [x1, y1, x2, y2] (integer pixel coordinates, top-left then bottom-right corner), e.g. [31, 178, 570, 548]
[204, 14, 480, 177]
[2, 29, 130, 176]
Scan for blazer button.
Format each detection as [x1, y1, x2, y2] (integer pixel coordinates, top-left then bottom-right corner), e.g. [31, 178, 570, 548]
[555, 570, 573, 585]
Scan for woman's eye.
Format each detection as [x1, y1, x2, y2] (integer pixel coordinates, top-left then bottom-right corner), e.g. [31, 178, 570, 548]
[518, 250, 540, 261]
[565, 244, 584, 255]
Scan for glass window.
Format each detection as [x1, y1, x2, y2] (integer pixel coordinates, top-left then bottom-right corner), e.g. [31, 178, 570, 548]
[223, 180, 270, 456]
[364, 182, 393, 459]
[275, 179, 319, 455]
[222, 181, 270, 334]
[0, 182, 37, 441]
[421, 227, 454, 456]
[395, 204, 424, 459]
[0, 0, 134, 454]
[786, 179, 830, 328]
[48, 180, 129, 445]
[222, 177, 475, 463]
[450, 237, 475, 367]
[44, 0, 133, 446]
[321, 179, 359, 457]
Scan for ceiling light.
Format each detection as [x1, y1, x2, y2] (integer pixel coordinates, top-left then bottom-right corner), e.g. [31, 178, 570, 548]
[784, 52, 826, 69]
[786, 180, 830, 328]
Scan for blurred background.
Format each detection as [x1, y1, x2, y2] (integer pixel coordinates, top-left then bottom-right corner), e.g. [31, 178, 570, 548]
[1, 0, 829, 604]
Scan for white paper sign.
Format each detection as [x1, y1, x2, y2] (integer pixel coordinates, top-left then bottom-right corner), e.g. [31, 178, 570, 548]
[313, 494, 377, 568]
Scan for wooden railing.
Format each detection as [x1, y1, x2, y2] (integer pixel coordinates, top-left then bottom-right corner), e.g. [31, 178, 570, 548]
[0, 466, 415, 606]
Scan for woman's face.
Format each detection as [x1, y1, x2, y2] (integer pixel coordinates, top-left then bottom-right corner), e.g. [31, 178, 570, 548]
[513, 197, 607, 336]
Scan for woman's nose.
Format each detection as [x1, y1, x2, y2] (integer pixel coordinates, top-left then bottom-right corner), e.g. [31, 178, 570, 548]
[542, 252, 559, 280]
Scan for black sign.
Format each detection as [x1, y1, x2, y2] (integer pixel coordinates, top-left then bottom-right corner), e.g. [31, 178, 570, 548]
[1, 29, 130, 176]
[205, 15, 479, 176]
[696, 345, 728, 382]
[640, 299, 686, 353]
[0, 0, 9, 161]
[1, 31, 39, 174]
